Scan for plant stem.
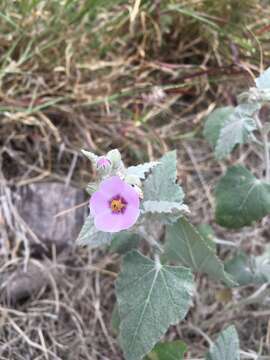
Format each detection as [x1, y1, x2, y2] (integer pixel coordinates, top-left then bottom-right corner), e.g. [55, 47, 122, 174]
[254, 113, 270, 181]
[136, 223, 164, 254]
[263, 131, 270, 181]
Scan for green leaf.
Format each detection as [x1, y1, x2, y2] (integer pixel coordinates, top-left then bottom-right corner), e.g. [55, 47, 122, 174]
[76, 216, 113, 247]
[256, 67, 270, 89]
[139, 201, 188, 229]
[111, 302, 120, 334]
[143, 151, 184, 203]
[85, 182, 98, 195]
[203, 106, 235, 148]
[109, 232, 141, 254]
[196, 224, 216, 251]
[255, 247, 270, 282]
[225, 252, 256, 286]
[126, 162, 159, 179]
[145, 341, 187, 360]
[116, 250, 194, 360]
[225, 248, 270, 286]
[215, 165, 270, 228]
[215, 104, 258, 160]
[107, 148, 124, 170]
[206, 326, 240, 360]
[142, 201, 188, 214]
[164, 218, 235, 287]
[81, 149, 98, 164]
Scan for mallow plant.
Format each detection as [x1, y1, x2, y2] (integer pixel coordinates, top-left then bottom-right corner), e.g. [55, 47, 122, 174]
[76, 67, 270, 360]
[76, 146, 239, 359]
[203, 67, 270, 288]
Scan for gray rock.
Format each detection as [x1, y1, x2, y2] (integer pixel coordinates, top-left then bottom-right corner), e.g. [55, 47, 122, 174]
[16, 183, 87, 253]
[1, 259, 65, 304]
[4, 263, 48, 304]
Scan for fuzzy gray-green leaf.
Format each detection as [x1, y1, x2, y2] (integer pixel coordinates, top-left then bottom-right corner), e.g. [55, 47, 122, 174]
[225, 252, 255, 286]
[81, 149, 98, 164]
[116, 250, 194, 360]
[215, 165, 270, 228]
[256, 67, 270, 89]
[111, 302, 120, 334]
[165, 217, 235, 287]
[215, 104, 258, 159]
[142, 200, 188, 214]
[206, 326, 240, 360]
[196, 224, 216, 251]
[225, 248, 270, 286]
[126, 162, 159, 179]
[203, 106, 235, 148]
[76, 216, 113, 247]
[85, 182, 98, 195]
[109, 232, 141, 254]
[143, 151, 184, 203]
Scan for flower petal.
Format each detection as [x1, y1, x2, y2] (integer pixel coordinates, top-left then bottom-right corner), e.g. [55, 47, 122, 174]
[94, 212, 125, 233]
[99, 176, 124, 197]
[90, 176, 141, 233]
[120, 204, 140, 229]
[90, 191, 109, 217]
[121, 181, 140, 208]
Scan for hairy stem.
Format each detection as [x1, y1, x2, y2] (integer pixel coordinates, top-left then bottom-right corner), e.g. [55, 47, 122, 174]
[254, 113, 270, 181]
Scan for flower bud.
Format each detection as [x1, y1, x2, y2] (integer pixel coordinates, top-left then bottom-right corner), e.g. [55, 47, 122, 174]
[96, 156, 112, 173]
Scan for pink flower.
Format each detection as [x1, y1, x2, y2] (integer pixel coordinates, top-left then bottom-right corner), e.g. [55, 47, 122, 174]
[90, 176, 140, 232]
[96, 156, 111, 170]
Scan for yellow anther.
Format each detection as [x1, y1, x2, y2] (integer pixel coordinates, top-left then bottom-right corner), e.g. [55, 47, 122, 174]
[110, 199, 125, 212]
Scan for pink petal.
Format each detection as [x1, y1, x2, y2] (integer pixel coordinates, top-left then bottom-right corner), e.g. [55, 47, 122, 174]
[120, 204, 140, 229]
[89, 191, 109, 217]
[94, 212, 124, 233]
[99, 176, 124, 197]
[97, 156, 111, 169]
[90, 176, 141, 233]
[121, 182, 140, 208]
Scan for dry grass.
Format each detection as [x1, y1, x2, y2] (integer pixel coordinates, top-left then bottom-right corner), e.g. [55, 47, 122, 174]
[1, 0, 270, 359]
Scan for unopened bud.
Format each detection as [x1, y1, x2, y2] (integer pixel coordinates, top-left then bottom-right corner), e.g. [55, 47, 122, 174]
[97, 156, 111, 170]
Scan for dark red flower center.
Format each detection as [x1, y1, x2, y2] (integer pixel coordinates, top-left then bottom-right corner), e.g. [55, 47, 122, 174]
[109, 195, 127, 213]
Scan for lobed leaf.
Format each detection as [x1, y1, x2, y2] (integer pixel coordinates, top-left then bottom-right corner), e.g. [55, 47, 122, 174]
[164, 217, 235, 286]
[215, 104, 258, 160]
[206, 326, 240, 360]
[215, 165, 270, 228]
[196, 224, 216, 251]
[116, 250, 194, 360]
[142, 200, 188, 214]
[143, 151, 184, 203]
[126, 162, 159, 179]
[203, 106, 235, 148]
[76, 216, 113, 247]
